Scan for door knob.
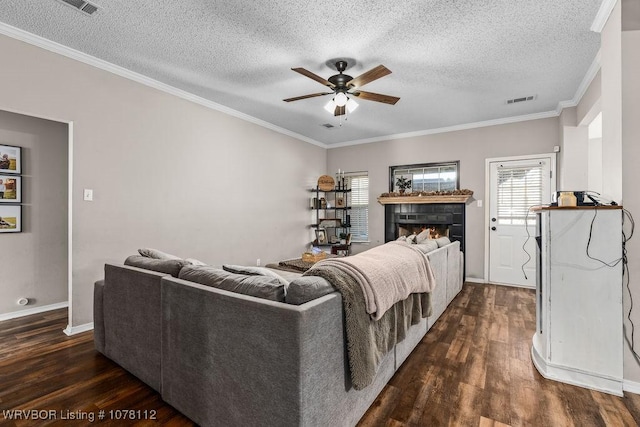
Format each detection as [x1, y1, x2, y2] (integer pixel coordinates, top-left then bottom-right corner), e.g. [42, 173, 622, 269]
[491, 218, 497, 222]
[491, 226, 497, 231]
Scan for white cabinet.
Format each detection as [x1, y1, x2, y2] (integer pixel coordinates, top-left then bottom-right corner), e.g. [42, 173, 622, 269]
[531, 206, 623, 396]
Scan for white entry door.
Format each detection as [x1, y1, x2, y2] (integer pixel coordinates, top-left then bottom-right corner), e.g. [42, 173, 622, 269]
[488, 156, 554, 287]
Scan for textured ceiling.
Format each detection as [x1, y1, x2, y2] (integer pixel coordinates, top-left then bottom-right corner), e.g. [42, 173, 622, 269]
[0, 0, 603, 146]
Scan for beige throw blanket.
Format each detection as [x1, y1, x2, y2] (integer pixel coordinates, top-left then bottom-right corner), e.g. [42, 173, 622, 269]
[303, 264, 431, 390]
[312, 241, 436, 320]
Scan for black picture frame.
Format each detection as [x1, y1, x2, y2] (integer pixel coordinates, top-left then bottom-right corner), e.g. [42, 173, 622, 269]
[315, 228, 327, 245]
[0, 175, 21, 203]
[0, 144, 22, 174]
[0, 205, 22, 233]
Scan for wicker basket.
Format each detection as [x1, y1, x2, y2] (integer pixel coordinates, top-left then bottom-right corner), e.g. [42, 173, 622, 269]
[302, 251, 326, 263]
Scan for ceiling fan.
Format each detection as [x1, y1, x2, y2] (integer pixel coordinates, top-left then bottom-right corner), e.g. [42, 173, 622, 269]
[283, 60, 400, 116]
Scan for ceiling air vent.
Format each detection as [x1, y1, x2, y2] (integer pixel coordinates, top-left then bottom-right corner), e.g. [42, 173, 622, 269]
[57, 0, 100, 16]
[321, 123, 335, 129]
[506, 95, 536, 105]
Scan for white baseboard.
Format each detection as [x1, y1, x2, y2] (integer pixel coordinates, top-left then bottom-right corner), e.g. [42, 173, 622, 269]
[623, 379, 640, 395]
[0, 301, 68, 322]
[465, 277, 486, 284]
[63, 322, 94, 336]
[531, 343, 623, 396]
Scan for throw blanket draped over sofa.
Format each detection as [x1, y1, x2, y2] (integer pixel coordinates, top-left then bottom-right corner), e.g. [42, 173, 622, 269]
[305, 241, 435, 389]
[309, 241, 435, 319]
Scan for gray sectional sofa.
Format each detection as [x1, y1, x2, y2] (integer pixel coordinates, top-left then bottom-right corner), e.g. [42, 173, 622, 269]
[93, 240, 463, 427]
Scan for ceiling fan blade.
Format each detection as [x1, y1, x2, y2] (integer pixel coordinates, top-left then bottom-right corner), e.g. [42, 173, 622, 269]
[352, 90, 400, 105]
[346, 65, 391, 88]
[283, 92, 332, 102]
[292, 68, 335, 88]
[334, 105, 346, 116]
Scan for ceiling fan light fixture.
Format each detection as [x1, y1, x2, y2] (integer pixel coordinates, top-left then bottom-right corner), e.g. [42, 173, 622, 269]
[346, 98, 359, 113]
[334, 92, 348, 107]
[324, 99, 336, 114]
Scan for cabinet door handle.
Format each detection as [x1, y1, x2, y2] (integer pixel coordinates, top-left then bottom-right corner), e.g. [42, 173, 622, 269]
[491, 226, 497, 231]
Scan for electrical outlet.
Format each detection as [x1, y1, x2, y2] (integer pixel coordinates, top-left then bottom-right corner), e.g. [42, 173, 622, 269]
[256, 258, 261, 267]
[83, 189, 93, 201]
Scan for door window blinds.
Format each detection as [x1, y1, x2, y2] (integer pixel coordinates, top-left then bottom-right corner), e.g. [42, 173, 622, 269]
[497, 163, 543, 225]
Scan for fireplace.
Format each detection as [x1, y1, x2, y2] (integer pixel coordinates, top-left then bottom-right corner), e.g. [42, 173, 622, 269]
[384, 203, 465, 253]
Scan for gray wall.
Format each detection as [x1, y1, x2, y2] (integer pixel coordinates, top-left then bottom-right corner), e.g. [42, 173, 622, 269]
[327, 117, 559, 280]
[0, 110, 68, 315]
[0, 34, 326, 326]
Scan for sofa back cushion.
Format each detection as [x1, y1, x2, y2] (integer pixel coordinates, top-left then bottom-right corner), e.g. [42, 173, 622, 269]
[435, 236, 451, 247]
[124, 255, 188, 277]
[222, 264, 290, 286]
[137, 248, 183, 260]
[179, 265, 286, 302]
[286, 276, 336, 305]
[415, 240, 438, 254]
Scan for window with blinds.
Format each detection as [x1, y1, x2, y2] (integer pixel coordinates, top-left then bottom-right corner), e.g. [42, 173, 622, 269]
[391, 162, 458, 193]
[346, 173, 369, 242]
[497, 164, 543, 225]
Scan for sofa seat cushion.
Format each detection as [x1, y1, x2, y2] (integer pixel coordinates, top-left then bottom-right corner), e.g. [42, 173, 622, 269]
[179, 265, 286, 302]
[286, 276, 336, 305]
[222, 264, 290, 286]
[124, 255, 188, 277]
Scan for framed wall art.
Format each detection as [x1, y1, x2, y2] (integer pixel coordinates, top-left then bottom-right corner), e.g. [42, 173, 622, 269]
[0, 144, 22, 174]
[0, 175, 21, 203]
[315, 228, 327, 245]
[0, 205, 22, 233]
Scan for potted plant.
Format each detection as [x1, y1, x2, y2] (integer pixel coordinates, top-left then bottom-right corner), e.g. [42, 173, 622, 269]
[339, 232, 347, 245]
[396, 176, 412, 194]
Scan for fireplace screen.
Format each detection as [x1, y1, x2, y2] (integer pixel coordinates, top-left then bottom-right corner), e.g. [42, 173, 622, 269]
[398, 224, 450, 239]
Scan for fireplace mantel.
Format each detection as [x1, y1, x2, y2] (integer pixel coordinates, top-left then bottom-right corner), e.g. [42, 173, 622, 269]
[377, 195, 471, 205]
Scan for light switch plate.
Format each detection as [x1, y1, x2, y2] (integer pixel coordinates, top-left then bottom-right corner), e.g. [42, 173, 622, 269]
[477, 200, 483, 207]
[83, 189, 93, 201]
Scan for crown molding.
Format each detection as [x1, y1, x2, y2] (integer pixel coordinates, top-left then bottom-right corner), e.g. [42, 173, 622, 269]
[0, 21, 603, 151]
[0, 22, 326, 149]
[555, 50, 601, 115]
[328, 110, 559, 148]
[330, 48, 603, 149]
[591, 0, 618, 33]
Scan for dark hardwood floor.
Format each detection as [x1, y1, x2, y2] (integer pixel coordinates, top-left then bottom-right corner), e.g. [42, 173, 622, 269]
[1, 283, 640, 426]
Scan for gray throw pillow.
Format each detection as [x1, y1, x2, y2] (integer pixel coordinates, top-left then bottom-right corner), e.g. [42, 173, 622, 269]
[286, 276, 336, 305]
[179, 265, 285, 302]
[138, 248, 182, 260]
[435, 236, 451, 247]
[185, 258, 207, 266]
[415, 240, 438, 254]
[222, 264, 290, 286]
[415, 229, 430, 244]
[124, 255, 188, 277]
